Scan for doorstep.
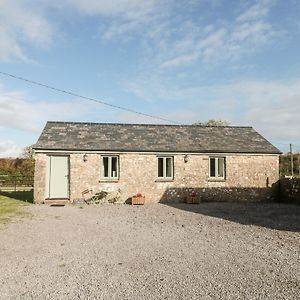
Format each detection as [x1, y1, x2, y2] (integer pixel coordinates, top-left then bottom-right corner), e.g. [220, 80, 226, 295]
[44, 198, 70, 206]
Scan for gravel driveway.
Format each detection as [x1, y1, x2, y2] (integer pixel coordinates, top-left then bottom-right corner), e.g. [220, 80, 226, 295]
[0, 203, 299, 299]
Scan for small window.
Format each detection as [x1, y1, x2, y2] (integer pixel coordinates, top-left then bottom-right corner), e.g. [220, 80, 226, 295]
[157, 156, 173, 179]
[101, 156, 119, 179]
[209, 157, 225, 179]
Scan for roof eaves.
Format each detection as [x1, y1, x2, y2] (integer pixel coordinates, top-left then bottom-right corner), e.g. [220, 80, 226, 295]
[33, 146, 281, 154]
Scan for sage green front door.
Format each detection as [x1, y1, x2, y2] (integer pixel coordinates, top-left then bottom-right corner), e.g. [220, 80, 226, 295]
[47, 156, 69, 199]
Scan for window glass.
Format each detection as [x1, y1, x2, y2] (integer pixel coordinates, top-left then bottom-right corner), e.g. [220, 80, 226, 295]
[209, 157, 225, 179]
[158, 157, 164, 177]
[111, 156, 118, 178]
[102, 156, 118, 179]
[218, 157, 224, 177]
[166, 157, 172, 177]
[210, 158, 216, 177]
[157, 156, 173, 179]
[103, 157, 109, 177]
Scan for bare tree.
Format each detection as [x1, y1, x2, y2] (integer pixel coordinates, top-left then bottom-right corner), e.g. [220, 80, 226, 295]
[21, 145, 34, 159]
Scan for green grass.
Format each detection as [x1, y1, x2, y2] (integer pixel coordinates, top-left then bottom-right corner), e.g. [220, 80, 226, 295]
[0, 192, 33, 224]
[0, 190, 34, 203]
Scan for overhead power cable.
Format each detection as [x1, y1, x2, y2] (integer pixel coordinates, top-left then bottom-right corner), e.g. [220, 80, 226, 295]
[0, 71, 182, 125]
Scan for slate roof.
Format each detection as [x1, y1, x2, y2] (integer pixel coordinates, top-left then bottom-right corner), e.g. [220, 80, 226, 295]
[34, 121, 281, 154]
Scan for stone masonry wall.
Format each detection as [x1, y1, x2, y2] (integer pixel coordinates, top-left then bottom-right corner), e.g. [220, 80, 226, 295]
[34, 153, 47, 203]
[34, 152, 279, 203]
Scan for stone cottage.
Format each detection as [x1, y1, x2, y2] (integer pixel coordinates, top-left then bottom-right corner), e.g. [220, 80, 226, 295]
[33, 121, 280, 204]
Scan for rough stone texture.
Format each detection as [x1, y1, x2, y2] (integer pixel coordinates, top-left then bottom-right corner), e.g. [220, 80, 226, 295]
[34, 153, 279, 204]
[1, 203, 299, 299]
[280, 178, 300, 204]
[33, 153, 47, 203]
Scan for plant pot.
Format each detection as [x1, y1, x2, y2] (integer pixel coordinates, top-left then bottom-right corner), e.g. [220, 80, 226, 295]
[132, 196, 145, 205]
[186, 195, 200, 204]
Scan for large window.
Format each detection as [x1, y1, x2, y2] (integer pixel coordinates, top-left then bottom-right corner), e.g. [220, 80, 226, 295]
[101, 156, 119, 180]
[209, 157, 225, 179]
[157, 156, 173, 179]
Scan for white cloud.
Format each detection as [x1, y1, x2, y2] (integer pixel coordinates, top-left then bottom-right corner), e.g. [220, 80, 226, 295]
[237, 0, 272, 23]
[50, 0, 163, 38]
[0, 88, 92, 133]
[0, 0, 288, 65]
[237, 80, 300, 141]
[159, 0, 278, 69]
[160, 53, 198, 69]
[88, 0, 168, 40]
[126, 77, 300, 144]
[0, 27, 28, 62]
[0, 0, 164, 61]
[0, 140, 22, 158]
[59, 0, 158, 17]
[0, 0, 53, 61]
[0, 83, 153, 156]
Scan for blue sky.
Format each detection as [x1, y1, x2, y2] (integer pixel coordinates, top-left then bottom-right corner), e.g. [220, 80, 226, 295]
[0, 0, 300, 157]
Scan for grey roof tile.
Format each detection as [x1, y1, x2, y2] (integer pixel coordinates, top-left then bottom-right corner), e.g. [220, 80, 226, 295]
[33, 121, 281, 154]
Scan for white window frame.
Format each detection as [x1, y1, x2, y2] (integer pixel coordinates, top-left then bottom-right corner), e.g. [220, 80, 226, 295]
[209, 157, 225, 179]
[101, 155, 119, 180]
[157, 156, 174, 180]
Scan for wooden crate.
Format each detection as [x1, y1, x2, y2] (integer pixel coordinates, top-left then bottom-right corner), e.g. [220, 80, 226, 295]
[132, 196, 145, 205]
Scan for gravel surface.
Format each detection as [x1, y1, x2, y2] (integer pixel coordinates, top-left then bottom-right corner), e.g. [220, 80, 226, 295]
[0, 203, 299, 300]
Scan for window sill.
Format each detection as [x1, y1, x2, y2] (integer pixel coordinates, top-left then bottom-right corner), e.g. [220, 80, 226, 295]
[155, 178, 174, 182]
[208, 178, 226, 182]
[99, 179, 119, 183]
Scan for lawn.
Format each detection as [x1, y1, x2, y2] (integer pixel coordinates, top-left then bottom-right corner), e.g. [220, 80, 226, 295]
[0, 191, 33, 224]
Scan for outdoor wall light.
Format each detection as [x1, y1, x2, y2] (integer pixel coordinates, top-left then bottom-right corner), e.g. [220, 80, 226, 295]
[184, 155, 189, 163]
[83, 154, 88, 162]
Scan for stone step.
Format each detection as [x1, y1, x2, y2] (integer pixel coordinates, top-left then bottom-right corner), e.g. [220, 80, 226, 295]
[44, 199, 70, 206]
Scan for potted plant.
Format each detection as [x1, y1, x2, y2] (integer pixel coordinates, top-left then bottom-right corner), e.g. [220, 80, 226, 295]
[132, 192, 145, 205]
[186, 191, 200, 204]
